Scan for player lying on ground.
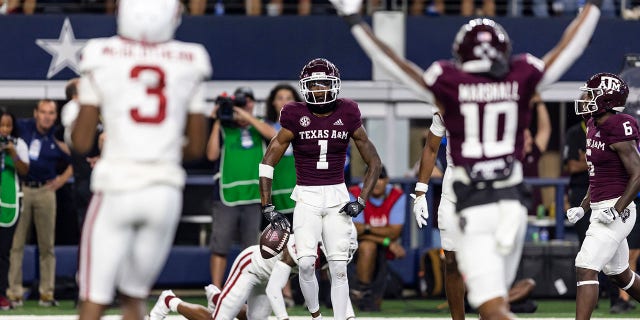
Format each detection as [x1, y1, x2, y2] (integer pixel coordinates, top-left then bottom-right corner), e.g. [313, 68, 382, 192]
[150, 232, 357, 320]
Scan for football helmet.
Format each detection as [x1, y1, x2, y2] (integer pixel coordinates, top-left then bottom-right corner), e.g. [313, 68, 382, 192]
[299, 58, 341, 113]
[452, 18, 511, 78]
[117, 0, 182, 44]
[575, 72, 629, 115]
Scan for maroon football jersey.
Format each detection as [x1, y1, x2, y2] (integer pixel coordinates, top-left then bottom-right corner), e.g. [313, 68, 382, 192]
[424, 54, 544, 169]
[280, 99, 362, 186]
[586, 113, 640, 202]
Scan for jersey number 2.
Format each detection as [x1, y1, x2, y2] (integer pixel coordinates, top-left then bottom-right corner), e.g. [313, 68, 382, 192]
[130, 65, 166, 124]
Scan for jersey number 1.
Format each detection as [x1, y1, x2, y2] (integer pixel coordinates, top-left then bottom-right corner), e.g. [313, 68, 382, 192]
[130, 65, 166, 124]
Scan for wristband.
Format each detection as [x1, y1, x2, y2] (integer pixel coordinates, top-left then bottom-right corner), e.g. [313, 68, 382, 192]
[382, 237, 391, 247]
[344, 14, 363, 26]
[415, 182, 429, 193]
[364, 224, 371, 235]
[259, 163, 274, 179]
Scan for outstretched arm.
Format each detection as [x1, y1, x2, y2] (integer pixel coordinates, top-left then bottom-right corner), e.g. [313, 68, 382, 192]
[351, 125, 382, 200]
[330, 0, 434, 103]
[539, 0, 601, 89]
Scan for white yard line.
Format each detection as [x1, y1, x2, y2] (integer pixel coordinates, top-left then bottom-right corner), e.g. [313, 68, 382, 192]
[0, 317, 633, 320]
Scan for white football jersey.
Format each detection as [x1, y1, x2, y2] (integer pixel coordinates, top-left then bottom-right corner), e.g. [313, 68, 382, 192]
[78, 36, 212, 191]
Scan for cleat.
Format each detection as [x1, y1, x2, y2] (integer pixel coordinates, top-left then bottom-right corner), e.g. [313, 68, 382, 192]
[149, 290, 174, 320]
[205, 284, 221, 313]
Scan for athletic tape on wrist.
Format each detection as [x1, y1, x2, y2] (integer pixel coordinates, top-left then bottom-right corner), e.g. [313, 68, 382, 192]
[415, 182, 429, 193]
[259, 163, 274, 179]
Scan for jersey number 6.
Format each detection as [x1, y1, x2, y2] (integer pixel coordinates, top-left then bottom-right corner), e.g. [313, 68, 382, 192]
[130, 65, 166, 124]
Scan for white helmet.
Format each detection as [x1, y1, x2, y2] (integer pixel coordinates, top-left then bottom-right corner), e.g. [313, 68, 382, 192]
[117, 0, 182, 43]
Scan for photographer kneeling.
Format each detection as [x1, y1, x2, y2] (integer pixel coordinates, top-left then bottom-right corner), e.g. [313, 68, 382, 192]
[206, 87, 277, 288]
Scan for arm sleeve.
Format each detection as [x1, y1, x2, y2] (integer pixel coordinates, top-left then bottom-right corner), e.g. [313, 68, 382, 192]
[538, 7, 601, 89]
[266, 261, 292, 320]
[78, 40, 103, 106]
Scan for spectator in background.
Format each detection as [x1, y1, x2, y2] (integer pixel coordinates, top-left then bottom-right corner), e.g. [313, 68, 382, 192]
[461, 0, 495, 16]
[8, 99, 72, 307]
[0, 107, 29, 311]
[207, 86, 275, 288]
[61, 78, 103, 238]
[522, 95, 552, 215]
[349, 165, 406, 312]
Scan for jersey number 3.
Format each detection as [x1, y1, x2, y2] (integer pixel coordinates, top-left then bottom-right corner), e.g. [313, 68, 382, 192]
[130, 65, 166, 124]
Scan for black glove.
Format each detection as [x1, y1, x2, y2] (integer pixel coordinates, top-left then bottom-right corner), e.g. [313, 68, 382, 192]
[340, 197, 366, 217]
[262, 204, 291, 231]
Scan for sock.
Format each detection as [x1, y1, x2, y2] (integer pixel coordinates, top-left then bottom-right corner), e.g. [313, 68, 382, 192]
[329, 260, 349, 320]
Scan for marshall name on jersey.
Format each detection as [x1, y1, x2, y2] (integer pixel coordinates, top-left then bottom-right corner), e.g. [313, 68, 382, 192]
[424, 54, 544, 170]
[279, 99, 362, 186]
[586, 113, 640, 202]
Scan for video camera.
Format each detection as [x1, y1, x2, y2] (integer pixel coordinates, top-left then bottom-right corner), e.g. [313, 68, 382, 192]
[0, 135, 16, 149]
[216, 93, 248, 128]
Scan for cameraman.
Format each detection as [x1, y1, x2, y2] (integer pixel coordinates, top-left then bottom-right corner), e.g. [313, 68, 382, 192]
[206, 86, 275, 288]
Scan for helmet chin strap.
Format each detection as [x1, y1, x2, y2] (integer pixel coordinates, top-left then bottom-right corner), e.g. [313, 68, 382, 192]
[307, 101, 337, 115]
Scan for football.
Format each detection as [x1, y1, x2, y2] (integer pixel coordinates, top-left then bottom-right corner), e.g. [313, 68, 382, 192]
[259, 223, 290, 259]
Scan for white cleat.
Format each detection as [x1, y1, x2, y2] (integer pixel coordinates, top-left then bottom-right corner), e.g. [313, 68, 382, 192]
[205, 284, 221, 313]
[149, 290, 174, 320]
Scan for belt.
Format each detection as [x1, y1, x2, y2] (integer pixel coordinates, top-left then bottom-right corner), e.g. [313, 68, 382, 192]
[23, 180, 46, 188]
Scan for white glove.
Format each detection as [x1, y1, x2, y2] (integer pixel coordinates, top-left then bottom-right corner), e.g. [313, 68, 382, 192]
[329, 0, 362, 16]
[410, 193, 429, 228]
[566, 207, 585, 224]
[594, 207, 616, 224]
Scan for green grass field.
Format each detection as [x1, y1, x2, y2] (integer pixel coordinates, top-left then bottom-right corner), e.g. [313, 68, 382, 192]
[1, 298, 639, 319]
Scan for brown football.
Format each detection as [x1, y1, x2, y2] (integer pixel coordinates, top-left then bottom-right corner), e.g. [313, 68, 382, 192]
[259, 223, 290, 259]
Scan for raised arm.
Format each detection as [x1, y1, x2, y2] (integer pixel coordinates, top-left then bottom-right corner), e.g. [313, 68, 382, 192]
[539, 0, 602, 89]
[330, 0, 434, 103]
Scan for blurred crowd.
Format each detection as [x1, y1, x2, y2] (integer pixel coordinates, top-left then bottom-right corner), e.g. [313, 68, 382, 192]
[2, 0, 640, 18]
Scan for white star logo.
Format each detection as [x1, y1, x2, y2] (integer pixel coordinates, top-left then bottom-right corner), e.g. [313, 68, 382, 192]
[36, 18, 88, 79]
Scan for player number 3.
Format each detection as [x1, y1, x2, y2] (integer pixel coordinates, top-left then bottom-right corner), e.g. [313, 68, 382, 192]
[130, 65, 167, 124]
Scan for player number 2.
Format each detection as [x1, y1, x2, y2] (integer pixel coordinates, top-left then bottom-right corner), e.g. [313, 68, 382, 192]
[460, 101, 517, 158]
[130, 65, 167, 124]
[317, 140, 329, 170]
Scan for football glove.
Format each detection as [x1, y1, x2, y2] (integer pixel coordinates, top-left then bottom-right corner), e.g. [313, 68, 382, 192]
[410, 193, 429, 228]
[340, 197, 366, 217]
[262, 204, 291, 231]
[566, 207, 585, 224]
[329, 0, 362, 16]
[594, 207, 616, 224]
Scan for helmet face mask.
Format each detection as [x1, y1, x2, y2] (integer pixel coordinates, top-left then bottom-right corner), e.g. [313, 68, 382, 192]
[299, 58, 341, 111]
[117, 0, 181, 44]
[574, 73, 629, 116]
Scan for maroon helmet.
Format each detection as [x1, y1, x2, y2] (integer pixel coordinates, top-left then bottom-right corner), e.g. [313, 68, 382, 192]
[575, 72, 629, 116]
[452, 19, 511, 77]
[299, 58, 341, 112]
